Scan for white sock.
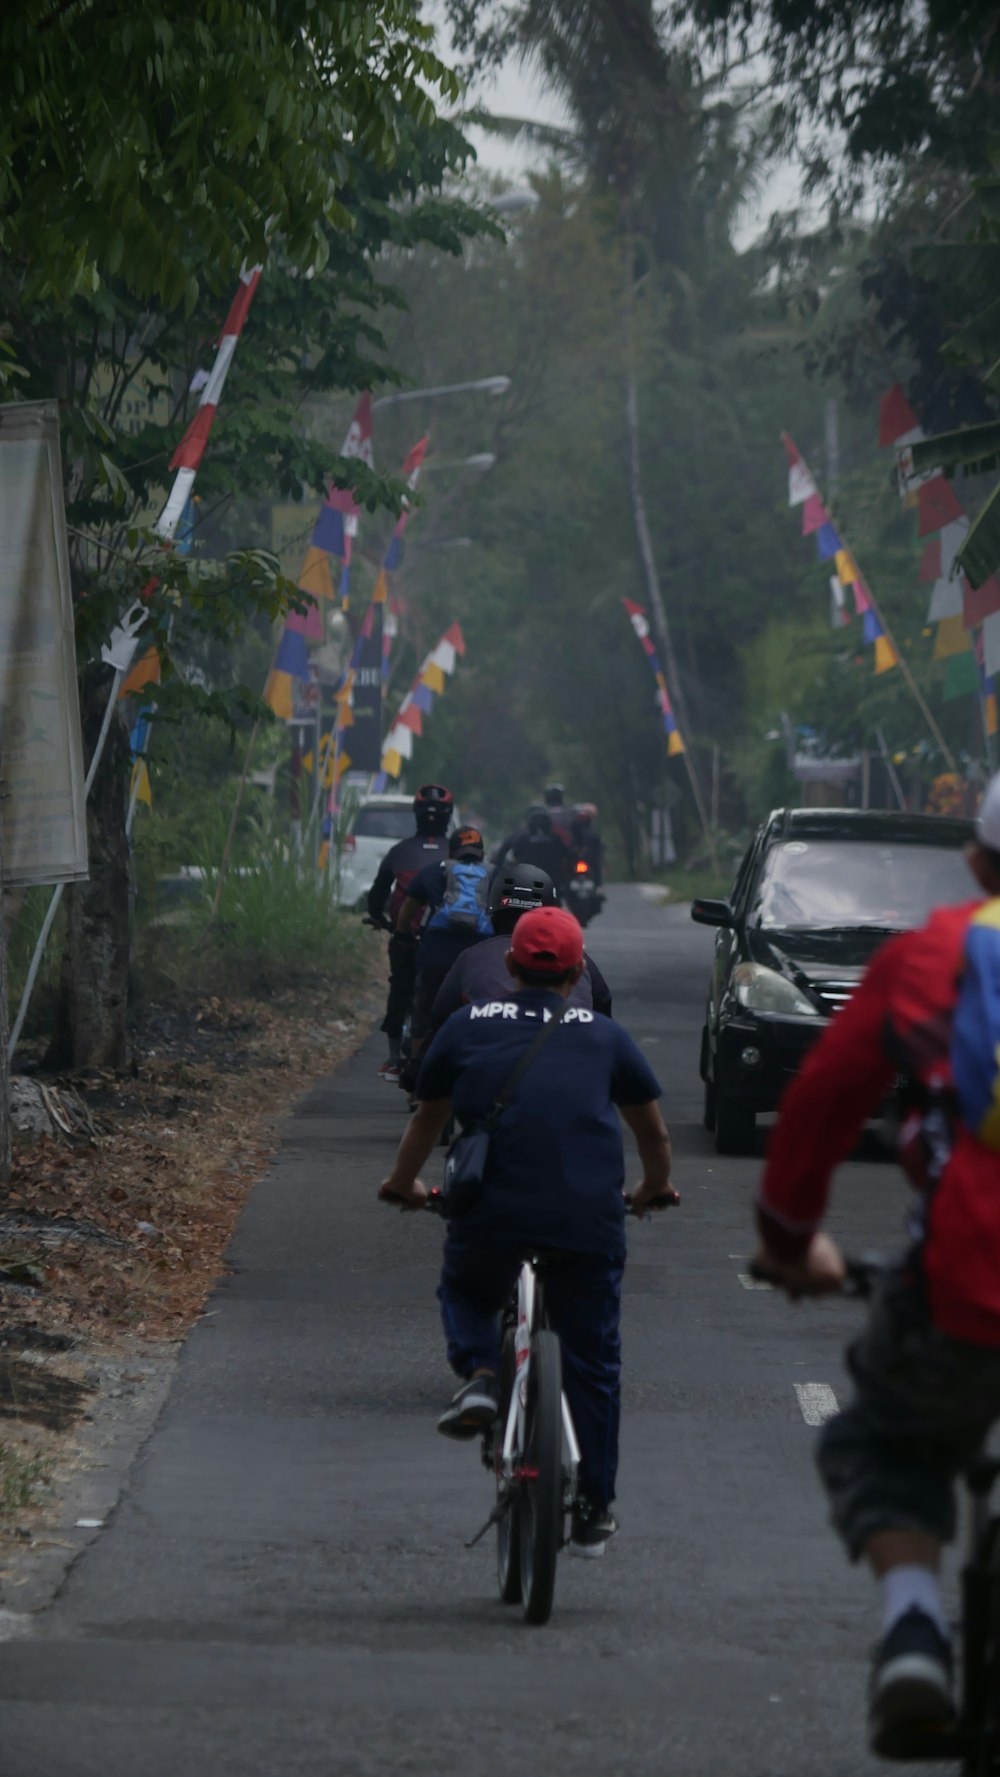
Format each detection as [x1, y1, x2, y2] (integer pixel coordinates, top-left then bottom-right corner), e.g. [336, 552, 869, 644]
[880, 1565, 948, 1638]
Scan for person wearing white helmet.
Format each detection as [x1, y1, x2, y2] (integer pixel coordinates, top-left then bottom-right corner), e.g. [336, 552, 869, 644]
[754, 777, 1000, 1757]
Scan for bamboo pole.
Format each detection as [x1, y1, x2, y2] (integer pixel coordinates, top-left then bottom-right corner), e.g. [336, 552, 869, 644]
[622, 230, 718, 872]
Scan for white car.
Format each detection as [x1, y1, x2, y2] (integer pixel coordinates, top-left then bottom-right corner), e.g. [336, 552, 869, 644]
[332, 794, 423, 911]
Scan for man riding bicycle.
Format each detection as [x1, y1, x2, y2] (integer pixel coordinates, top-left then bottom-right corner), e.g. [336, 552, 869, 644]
[428, 862, 613, 1033]
[366, 784, 452, 1081]
[379, 905, 676, 1555]
[755, 777, 1000, 1756]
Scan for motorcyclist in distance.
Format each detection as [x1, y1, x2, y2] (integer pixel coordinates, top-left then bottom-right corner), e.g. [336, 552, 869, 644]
[494, 805, 571, 900]
[543, 781, 573, 849]
[571, 803, 605, 889]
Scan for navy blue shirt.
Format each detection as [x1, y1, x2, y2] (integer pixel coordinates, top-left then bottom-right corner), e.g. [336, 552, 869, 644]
[417, 991, 662, 1255]
[408, 860, 490, 973]
[429, 934, 613, 1030]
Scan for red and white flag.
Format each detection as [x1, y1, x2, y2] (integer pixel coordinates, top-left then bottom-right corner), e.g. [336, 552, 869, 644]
[158, 263, 263, 541]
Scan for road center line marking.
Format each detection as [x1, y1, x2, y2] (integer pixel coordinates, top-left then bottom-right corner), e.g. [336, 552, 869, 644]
[794, 1383, 839, 1425]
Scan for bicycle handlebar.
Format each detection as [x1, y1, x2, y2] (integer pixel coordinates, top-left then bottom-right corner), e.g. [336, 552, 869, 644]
[748, 1253, 885, 1299]
[384, 1186, 679, 1217]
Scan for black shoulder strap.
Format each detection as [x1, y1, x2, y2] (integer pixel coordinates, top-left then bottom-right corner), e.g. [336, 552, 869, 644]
[483, 1000, 569, 1132]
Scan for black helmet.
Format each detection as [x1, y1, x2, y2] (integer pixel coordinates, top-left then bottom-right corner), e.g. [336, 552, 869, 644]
[544, 782, 565, 807]
[488, 863, 558, 934]
[526, 804, 552, 835]
[449, 825, 484, 860]
[413, 782, 452, 834]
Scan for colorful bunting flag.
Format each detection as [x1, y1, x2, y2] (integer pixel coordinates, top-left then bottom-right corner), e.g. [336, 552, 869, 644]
[802, 494, 829, 536]
[964, 574, 1000, 629]
[928, 576, 964, 623]
[943, 652, 980, 700]
[783, 433, 817, 506]
[311, 395, 374, 562]
[934, 616, 972, 661]
[118, 646, 160, 700]
[622, 598, 686, 754]
[875, 635, 900, 674]
[816, 523, 842, 562]
[298, 547, 336, 603]
[918, 476, 965, 537]
[878, 385, 920, 448]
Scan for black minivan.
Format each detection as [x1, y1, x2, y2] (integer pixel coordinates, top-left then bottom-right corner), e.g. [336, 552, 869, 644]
[691, 808, 973, 1154]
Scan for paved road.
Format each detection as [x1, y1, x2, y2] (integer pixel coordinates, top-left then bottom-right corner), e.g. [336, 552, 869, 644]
[2, 886, 935, 1775]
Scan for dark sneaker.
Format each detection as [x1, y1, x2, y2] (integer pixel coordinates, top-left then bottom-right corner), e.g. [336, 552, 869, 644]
[869, 1607, 956, 1759]
[570, 1501, 619, 1559]
[436, 1374, 499, 1441]
[378, 1061, 401, 1081]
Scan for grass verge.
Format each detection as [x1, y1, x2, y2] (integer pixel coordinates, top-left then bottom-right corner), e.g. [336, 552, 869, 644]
[0, 1444, 50, 1517]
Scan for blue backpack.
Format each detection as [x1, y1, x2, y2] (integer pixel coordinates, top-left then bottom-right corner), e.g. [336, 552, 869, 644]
[952, 901, 1000, 1148]
[427, 861, 493, 936]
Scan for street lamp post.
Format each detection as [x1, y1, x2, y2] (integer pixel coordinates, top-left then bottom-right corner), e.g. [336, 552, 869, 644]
[371, 376, 511, 410]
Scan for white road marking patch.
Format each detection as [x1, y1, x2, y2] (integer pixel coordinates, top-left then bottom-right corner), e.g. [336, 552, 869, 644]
[737, 1272, 772, 1290]
[794, 1383, 839, 1426]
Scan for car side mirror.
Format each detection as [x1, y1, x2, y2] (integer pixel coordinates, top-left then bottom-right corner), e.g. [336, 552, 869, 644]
[690, 897, 734, 929]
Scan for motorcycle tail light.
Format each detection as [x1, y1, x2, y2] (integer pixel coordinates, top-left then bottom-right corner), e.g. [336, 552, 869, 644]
[575, 859, 587, 874]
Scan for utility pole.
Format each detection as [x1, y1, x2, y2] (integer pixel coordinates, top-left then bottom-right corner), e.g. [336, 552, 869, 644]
[621, 229, 718, 873]
[0, 759, 11, 1183]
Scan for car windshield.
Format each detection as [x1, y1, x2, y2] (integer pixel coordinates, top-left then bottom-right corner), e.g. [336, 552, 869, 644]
[750, 838, 971, 931]
[352, 807, 413, 840]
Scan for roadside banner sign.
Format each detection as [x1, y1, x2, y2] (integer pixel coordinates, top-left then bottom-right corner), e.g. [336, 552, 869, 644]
[0, 400, 87, 885]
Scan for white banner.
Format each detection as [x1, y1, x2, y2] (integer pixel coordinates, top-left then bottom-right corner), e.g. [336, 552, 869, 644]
[0, 401, 87, 885]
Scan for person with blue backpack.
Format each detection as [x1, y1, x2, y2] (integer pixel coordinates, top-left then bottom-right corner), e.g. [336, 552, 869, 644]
[752, 774, 1000, 1758]
[395, 826, 494, 1080]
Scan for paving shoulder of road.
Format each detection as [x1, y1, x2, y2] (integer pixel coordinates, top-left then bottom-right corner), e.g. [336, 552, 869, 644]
[0, 887, 929, 1776]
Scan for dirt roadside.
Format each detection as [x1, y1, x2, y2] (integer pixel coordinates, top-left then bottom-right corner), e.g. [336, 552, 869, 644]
[0, 953, 386, 1625]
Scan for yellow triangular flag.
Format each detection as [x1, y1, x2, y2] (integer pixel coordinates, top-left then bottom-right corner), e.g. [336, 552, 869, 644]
[381, 747, 403, 779]
[667, 730, 686, 757]
[264, 669, 293, 719]
[835, 549, 858, 588]
[933, 615, 971, 660]
[298, 547, 335, 601]
[988, 694, 998, 738]
[875, 635, 899, 674]
[130, 760, 152, 807]
[119, 646, 161, 700]
[421, 663, 446, 693]
[373, 569, 389, 605]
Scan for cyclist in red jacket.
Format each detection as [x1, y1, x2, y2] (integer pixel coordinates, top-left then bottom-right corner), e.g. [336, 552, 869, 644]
[755, 780, 1000, 1757]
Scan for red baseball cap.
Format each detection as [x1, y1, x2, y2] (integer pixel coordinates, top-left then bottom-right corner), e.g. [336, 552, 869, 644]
[510, 905, 583, 973]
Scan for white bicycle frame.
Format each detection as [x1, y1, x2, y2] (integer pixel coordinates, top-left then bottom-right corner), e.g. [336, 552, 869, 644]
[498, 1260, 581, 1506]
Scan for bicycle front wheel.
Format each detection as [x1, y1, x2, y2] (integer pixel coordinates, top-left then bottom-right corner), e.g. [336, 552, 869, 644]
[518, 1329, 563, 1625]
[496, 1327, 522, 1604]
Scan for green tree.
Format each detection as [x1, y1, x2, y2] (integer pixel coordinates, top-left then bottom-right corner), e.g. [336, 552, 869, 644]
[1, 0, 487, 1067]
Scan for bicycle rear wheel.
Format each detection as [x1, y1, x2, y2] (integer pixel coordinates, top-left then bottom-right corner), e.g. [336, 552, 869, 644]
[496, 1328, 521, 1604]
[518, 1329, 563, 1626]
[960, 1515, 1000, 1776]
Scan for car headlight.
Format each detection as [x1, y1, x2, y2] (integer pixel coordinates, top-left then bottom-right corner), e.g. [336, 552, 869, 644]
[731, 962, 820, 1017]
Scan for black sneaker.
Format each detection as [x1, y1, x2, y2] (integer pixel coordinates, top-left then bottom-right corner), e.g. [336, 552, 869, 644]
[436, 1374, 499, 1441]
[569, 1500, 619, 1559]
[869, 1607, 956, 1759]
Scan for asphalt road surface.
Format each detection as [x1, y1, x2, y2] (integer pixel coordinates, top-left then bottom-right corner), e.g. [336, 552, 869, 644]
[1, 885, 947, 1776]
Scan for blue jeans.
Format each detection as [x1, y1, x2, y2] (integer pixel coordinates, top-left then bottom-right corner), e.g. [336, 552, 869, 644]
[438, 1240, 625, 1511]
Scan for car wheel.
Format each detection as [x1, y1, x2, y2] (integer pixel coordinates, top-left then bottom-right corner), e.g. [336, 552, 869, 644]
[702, 1074, 716, 1133]
[714, 1089, 755, 1156]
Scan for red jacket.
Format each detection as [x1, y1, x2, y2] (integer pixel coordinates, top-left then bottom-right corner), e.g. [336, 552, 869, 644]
[759, 898, 1000, 1345]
